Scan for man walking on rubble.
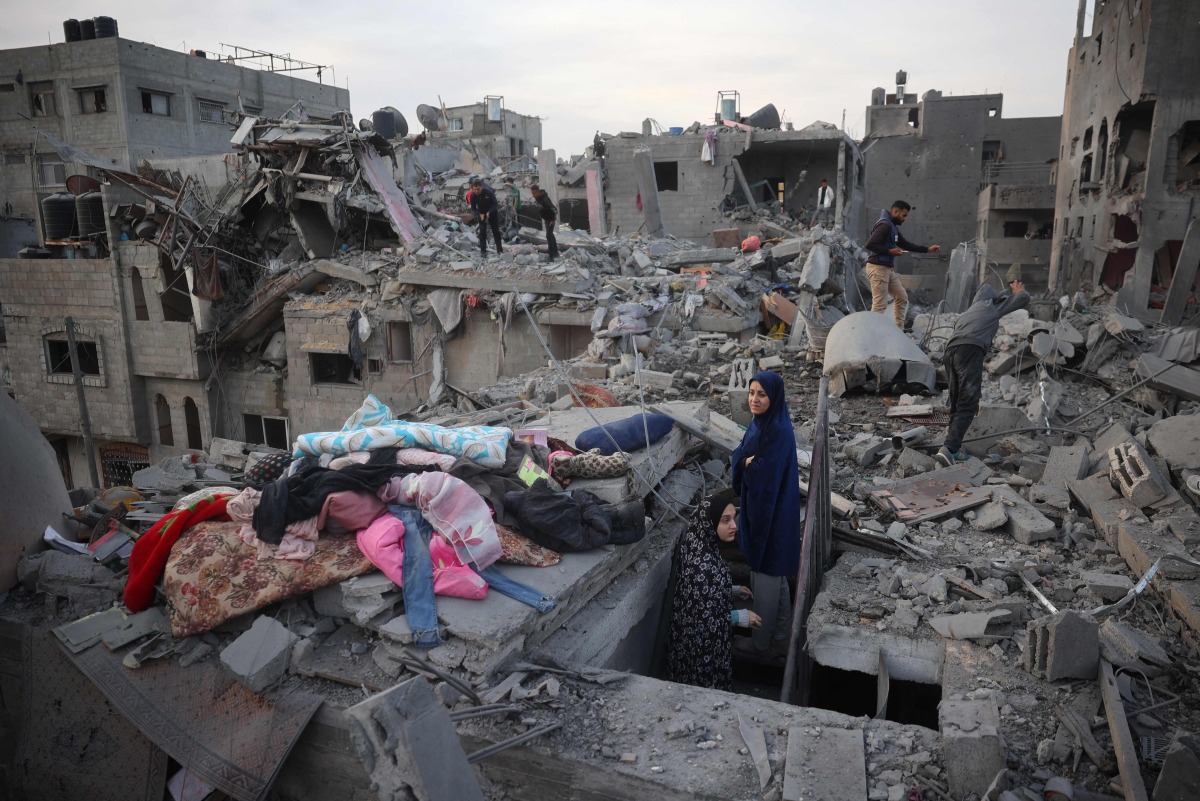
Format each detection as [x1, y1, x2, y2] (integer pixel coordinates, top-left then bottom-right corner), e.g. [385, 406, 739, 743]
[814, 179, 834, 227]
[470, 177, 503, 257]
[864, 201, 941, 328]
[937, 280, 1030, 466]
[530, 183, 559, 261]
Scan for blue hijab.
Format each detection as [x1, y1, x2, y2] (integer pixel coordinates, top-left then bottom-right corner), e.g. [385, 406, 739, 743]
[730, 370, 801, 576]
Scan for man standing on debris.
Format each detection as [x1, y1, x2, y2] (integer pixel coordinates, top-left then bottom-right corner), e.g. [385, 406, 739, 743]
[938, 280, 1030, 466]
[814, 179, 834, 227]
[530, 183, 559, 261]
[864, 201, 941, 328]
[469, 177, 503, 257]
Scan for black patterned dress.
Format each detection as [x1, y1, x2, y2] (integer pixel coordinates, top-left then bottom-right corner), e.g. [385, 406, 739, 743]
[667, 492, 735, 690]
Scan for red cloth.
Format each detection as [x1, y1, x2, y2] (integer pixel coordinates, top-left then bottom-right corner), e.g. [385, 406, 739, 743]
[123, 495, 232, 612]
[741, 235, 761, 252]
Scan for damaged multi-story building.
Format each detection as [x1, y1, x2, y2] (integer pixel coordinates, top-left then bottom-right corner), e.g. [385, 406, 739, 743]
[0, 21, 349, 256]
[1048, 0, 1200, 327]
[860, 73, 1061, 296]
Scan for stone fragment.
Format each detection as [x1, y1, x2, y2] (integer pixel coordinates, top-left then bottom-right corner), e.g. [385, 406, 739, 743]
[1153, 730, 1200, 801]
[1043, 444, 1091, 484]
[992, 485, 1056, 544]
[1080, 570, 1133, 603]
[219, 615, 298, 692]
[972, 501, 1009, 531]
[1099, 618, 1172, 668]
[940, 696, 1006, 798]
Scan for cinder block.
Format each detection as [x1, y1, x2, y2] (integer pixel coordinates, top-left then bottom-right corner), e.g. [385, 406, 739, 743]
[1044, 610, 1098, 680]
[638, 369, 674, 391]
[219, 615, 298, 692]
[1109, 439, 1171, 507]
[940, 696, 1006, 798]
[1043, 443, 1091, 484]
[569, 362, 608, 380]
[711, 228, 740, 248]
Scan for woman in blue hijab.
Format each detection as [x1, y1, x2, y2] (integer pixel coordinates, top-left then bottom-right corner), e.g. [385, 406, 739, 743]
[731, 370, 801, 656]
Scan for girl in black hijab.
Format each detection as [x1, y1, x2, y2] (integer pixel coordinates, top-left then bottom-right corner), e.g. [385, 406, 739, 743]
[667, 488, 761, 690]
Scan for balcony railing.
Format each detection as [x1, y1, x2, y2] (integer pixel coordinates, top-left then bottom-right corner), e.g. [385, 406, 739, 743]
[982, 161, 1054, 186]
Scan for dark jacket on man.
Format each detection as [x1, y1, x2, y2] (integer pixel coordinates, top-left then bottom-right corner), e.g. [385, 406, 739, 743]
[865, 208, 930, 267]
[534, 192, 557, 222]
[946, 284, 1031, 350]
[470, 184, 498, 216]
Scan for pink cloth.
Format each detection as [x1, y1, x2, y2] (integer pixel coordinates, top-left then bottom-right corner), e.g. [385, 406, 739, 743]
[392, 472, 503, 569]
[228, 487, 318, 561]
[355, 514, 487, 600]
[396, 448, 457, 470]
[317, 490, 386, 535]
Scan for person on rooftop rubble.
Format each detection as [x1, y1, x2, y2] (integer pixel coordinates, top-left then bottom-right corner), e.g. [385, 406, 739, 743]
[937, 279, 1031, 466]
[731, 370, 802, 660]
[667, 488, 761, 690]
[814, 178, 834, 227]
[530, 183, 559, 261]
[864, 201, 942, 329]
[469, 177, 503, 257]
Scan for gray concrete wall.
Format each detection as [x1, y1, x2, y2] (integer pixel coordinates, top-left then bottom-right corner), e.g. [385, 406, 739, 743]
[0, 257, 138, 440]
[862, 91, 1061, 295]
[1048, 0, 1200, 316]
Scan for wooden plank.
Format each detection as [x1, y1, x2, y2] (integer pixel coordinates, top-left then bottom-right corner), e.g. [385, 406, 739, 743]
[1056, 705, 1115, 773]
[1099, 659, 1150, 801]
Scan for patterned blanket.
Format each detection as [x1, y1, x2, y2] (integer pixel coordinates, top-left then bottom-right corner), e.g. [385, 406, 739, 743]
[292, 394, 512, 468]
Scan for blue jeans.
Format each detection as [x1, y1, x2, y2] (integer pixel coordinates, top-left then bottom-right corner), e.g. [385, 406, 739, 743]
[473, 565, 557, 613]
[388, 504, 441, 647]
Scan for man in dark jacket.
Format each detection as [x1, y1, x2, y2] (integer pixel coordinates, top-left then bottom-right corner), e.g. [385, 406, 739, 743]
[864, 201, 941, 328]
[469, 177, 503, 257]
[530, 183, 558, 261]
[938, 280, 1030, 465]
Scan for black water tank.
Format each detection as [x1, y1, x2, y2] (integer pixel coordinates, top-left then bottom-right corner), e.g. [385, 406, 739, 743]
[94, 16, 118, 38]
[18, 247, 52, 259]
[41, 193, 77, 240]
[741, 103, 781, 130]
[75, 191, 105, 237]
[63, 19, 82, 42]
[385, 106, 409, 138]
[80, 19, 95, 40]
[372, 109, 397, 140]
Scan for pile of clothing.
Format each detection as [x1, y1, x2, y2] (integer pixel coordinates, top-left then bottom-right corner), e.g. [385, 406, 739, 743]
[124, 394, 648, 647]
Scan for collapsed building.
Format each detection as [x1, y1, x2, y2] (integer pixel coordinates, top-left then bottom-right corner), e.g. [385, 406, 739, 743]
[1049, 0, 1200, 331]
[3, 9, 1200, 801]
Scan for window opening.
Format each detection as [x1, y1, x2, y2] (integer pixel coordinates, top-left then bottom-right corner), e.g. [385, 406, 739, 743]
[30, 81, 56, 117]
[387, 321, 413, 362]
[309, 352, 359, 385]
[141, 90, 170, 115]
[198, 99, 225, 123]
[654, 161, 679, 192]
[78, 87, 106, 114]
[243, 413, 290, 450]
[183, 397, 202, 450]
[155, 394, 174, 446]
[45, 339, 99, 375]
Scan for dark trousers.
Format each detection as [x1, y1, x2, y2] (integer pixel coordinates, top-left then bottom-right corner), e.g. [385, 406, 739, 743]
[944, 344, 986, 453]
[544, 218, 559, 260]
[478, 214, 503, 254]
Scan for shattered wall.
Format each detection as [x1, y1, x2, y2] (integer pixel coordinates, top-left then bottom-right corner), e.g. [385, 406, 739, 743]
[862, 90, 1060, 295]
[1048, 0, 1200, 323]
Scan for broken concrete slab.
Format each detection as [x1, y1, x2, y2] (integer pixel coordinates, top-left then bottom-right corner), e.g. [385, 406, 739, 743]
[991, 485, 1057, 544]
[37, 551, 113, 599]
[1146, 413, 1200, 473]
[971, 501, 1009, 531]
[940, 696, 1006, 799]
[928, 611, 1009, 640]
[220, 615, 298, 692]
[782, 725, 867, 801]
[344, 676, 486, 801]
[823, 312, 936, 396]
[1043, 444, 1091, 485]
[1153, 730, 1200, 801]
[1090, 422, 1135, 472]
[1081, 571, 1134, 603]
[960, 406, 1034, 457]
[1099, 618, 1171, 669]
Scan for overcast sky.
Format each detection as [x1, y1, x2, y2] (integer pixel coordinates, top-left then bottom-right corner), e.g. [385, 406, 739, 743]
[5, 1, 1084, 152]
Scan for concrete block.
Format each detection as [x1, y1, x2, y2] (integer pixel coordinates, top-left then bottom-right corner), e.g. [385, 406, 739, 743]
[1109, 439, 1172, 507]
[758, 355, 784, 370]
[219, 615, 298, 692]
[1027, 610, 1098, 680]
[637, 369, 675, 391]
[344, 677, 486, 801]
[569, 362, 609, 381]
[940, 696, 1006, 798]
[1026, 484, 1072, 518]
[1153, 730, 1200, 801]
[1090, 422, 1134, 471]
[1099, 618, 1172, 668]
[37, 552, 110, 598]
[1043, 444, 1091, 484]
[1081, 570, 1133, 603]
[991, 485, 1057, 544]
[711, 228, 740, 248]
[207, 437, 250, 471]
[972, 501, 1009, 531]
[378, 614, 415, 645]
[782, 725, 867, 801]
[895, 446, 938, 476]
[341, 572, 397, 598]
[1147, 415, 1200, 474]
[311, 584, 349, 618]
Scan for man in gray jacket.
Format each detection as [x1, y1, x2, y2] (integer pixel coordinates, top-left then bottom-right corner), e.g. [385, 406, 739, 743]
[938, 280, 1030, 465]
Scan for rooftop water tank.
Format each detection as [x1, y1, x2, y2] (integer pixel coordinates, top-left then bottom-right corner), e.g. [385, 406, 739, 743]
[63, 19, 82, 42]
[384, 106, 409, 138]
[94, 16, 118, 38]
[80, 19, 96, 40]
[371, 109, 397, 140]
[41, 193, 77, 241]
[75, 191, 105, 237]
[741, 103, 780, 130]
